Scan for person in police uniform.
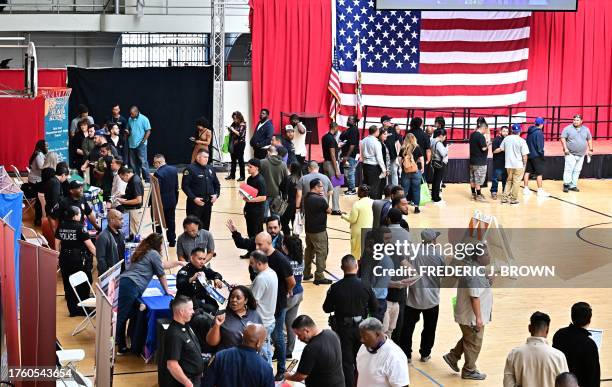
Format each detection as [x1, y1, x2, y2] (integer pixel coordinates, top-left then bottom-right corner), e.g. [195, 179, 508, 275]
[51, 180, 101, 232]
[323, 254, 378, 387]
[54, 205, 97, 316]
[176, 247, 224, 314]
[182, 149, 221, 231]
[165, 295, 207, 387]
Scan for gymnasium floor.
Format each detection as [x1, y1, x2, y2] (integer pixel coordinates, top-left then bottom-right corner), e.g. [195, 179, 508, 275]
[48, 175, 612, 386]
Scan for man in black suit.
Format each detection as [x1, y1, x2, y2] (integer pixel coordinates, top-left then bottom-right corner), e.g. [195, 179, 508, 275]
[153, 154, 179, 246]
[250, 108, 274, 159]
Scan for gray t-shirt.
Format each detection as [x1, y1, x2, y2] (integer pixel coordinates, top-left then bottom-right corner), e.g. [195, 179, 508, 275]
[561, 125, 592, 156]
[407, 251, 445, 310]
[251, 267, 278, 326]
[121, 249, 165, 292]
[176, 229, 215, 260]
[298, 172, 333, 205]
[500, 135, 530, 169]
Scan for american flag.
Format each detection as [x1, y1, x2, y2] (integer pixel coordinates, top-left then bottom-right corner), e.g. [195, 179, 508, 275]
[328, 44, 341, 119]
[334, 0, 531, 126]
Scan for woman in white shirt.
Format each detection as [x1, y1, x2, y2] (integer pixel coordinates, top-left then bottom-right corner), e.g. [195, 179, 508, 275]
[26, 139, 48, 225]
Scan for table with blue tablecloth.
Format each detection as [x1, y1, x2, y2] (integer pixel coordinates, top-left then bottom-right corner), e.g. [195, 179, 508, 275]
[130, 275, 176, 362]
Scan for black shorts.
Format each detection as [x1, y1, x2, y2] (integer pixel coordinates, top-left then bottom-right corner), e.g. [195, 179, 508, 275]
[526, 157, 545, 176]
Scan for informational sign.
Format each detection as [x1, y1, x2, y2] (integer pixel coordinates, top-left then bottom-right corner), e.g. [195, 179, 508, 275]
[42, 89, 71, 162]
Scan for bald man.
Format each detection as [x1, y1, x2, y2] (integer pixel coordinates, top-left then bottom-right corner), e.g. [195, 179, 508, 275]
[203, 324, 274, 387]
[253, 231, 295, 379]
[95, 208, 126, 275]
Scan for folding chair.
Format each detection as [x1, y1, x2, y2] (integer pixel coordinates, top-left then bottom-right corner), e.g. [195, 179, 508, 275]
[56, 342, 93, 387]
[21, 226, 50, 248]
[68, 271, 97, 336]
[10, 165, 37, 215]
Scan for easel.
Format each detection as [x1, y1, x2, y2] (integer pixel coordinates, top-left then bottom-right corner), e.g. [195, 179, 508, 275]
[136, 174, 170, 262]
[469, 209, 515, 273]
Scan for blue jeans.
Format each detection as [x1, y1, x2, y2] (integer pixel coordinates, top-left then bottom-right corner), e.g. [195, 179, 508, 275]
[116, 277, 142, 349]
[263, 322, 275, 367]
[563, 154, 584, 188]
[273, 308, 288, 373]
[130, 142, 150, 182]
[375, 298, 388, 323]
[344, 157, 357, 190]
[401, 171, 422, 206]
[491, 167, 508, 193]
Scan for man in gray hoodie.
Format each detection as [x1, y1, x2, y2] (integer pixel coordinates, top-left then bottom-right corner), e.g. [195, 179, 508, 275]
[260, 146, 288, 216]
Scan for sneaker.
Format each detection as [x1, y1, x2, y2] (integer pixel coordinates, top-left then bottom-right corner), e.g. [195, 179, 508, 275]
[433, 200, 446, 206]
[510, 200, 520, 205]
[331, 210, 343, 216]
[462, 369, 487, 380]
[239, 253, 250, 259]
[414, 207, 420, 214]
[491, 193, 497, 200]
[563, 185, 569, 193]
[523, 187, 531, 195]
[344, 189, 356, 196]
[471, 194, 477, 201]
[569, 186, 580, 192]
[116, 347, 130, 356]
[442, 353, 460, 373]
[225, 175, 235, 180]
[420, 355, 431, 362]
[302, 274, 313, 281]
[537, 189, 550, 197]
[476, 195, 487, 202]
[501, 198, 508, 204]
[237, 177, 245, 182]
[313, 278, 333, 285]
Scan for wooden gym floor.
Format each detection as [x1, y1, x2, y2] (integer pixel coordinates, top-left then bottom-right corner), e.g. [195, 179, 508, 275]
[43, 174, 612, 386]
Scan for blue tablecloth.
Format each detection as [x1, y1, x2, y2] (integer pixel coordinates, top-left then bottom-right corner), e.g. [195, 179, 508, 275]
[132, 276, 175, 361]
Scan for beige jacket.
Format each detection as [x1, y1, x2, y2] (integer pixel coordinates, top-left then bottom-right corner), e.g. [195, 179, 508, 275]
[503, 336, 569, 387]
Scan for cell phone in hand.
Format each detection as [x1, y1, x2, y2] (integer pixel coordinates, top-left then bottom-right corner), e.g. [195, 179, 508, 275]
[286, 359, 299, 373]
[214, 309, 226, 316]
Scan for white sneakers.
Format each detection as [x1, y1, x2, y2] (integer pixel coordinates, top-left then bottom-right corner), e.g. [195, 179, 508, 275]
[524, 186, 550, 197]
[537, 189, 550, 197]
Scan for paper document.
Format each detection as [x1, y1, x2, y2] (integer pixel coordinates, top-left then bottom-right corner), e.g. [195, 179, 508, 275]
[142, 288, 163, 297]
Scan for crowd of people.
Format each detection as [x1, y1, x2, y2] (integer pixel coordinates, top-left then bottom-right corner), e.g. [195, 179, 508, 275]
[18, 104, 601, 387]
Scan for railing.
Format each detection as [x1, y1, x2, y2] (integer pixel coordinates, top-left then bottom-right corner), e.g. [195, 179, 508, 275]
[0, 0, 249, 15]
[361, 104, 612, 142]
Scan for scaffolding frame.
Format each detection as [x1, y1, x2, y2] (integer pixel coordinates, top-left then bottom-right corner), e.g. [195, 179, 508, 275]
[211, 0, 226, 166]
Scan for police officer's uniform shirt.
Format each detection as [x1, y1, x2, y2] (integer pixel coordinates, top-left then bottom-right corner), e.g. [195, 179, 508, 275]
[123, 174, 144, 210]
[55, 220, 90, 251]
[323, 274, 377, 319]
[182, 163, 221, 202]
[54, 196, 92, 223]
[176, 262, 222, 301]
[164, 320, 205, 381]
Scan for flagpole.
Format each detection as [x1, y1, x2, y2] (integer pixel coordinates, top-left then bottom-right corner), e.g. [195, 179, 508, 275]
[331, 0, 337, 121]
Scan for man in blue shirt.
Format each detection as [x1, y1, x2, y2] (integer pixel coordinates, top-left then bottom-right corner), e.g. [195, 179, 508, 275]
[127, 105, 152, 183]
[203, 323, 274, 387]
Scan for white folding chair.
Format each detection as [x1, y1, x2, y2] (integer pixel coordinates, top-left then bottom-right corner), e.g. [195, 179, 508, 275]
[10, 165, 37, 214]
[68, 271, 97, 336]
[56, 345, 93, 387]
[21, 226, 50, 248]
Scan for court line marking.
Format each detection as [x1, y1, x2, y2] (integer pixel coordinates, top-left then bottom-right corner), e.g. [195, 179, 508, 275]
[412, 365, 444, 386]
[524, 185, 612, 218]
[576, 222, 612, 250]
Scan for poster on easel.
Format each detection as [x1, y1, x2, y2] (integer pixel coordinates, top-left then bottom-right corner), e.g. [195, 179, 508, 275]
[470, 210, 515, 271]
[94, 284, 114, 387]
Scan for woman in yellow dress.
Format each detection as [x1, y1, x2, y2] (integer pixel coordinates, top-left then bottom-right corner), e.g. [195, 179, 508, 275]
[341, 184, 374, 259]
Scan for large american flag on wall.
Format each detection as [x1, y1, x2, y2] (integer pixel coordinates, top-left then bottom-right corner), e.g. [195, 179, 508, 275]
[334, 0, 531, 126]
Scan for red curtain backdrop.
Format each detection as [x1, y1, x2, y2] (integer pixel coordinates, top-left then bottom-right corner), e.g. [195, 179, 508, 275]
[0, 69, 66, 169]
[526, 0, 612, 137]
[0, 68, 67, 90]
[250, 0, 332, 142]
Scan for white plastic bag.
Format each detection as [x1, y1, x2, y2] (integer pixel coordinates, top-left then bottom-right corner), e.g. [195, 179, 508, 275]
[293, 211, 304, 235]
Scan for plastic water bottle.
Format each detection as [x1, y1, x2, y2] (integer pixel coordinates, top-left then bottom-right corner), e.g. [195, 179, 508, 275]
[124, 247, 131, 268]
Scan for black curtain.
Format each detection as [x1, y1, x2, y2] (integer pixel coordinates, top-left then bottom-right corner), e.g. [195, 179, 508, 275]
[67, 66, 213, 165]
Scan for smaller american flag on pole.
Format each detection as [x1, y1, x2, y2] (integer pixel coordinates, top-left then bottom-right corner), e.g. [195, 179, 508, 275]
[328, 43, 341, 120]
[355, 42, 363, 120]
